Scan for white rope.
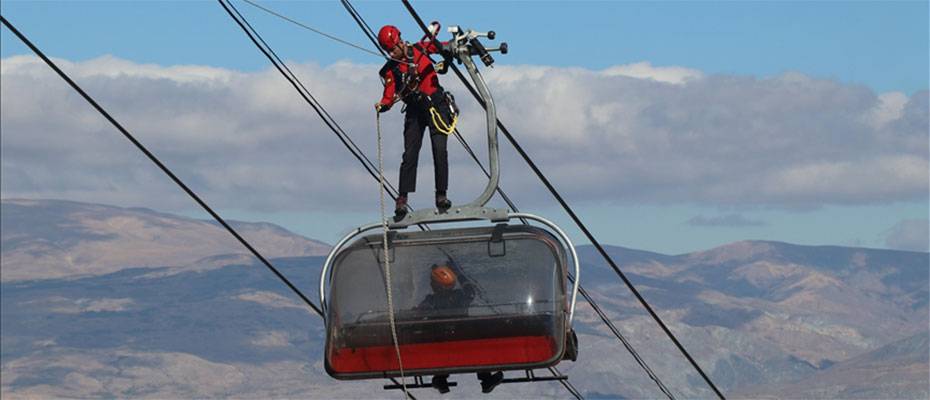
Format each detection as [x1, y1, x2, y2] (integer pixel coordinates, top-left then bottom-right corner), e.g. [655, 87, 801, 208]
[377, 111, 408, 397]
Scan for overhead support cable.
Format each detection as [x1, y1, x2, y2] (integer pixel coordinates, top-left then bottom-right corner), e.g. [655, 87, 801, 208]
[230, 0, 527, 227]
[222, 0, 452, 237]
[340, 0, 386, 57]
[217, 3, 417, 397]
[221, 1, 500, 394]
[398, 1, 725, 399]
[549, 366, 583, 400]
[334, 1, 663, 397]
[342, 0, 529, 224]
[240, 0, 389, 60]
[0, 14, 322, 317]
[223, 0, 439, 232]
[219, 1, 659, 397]
[220, 0, 401, 199]
[574, 278, 676, 399]
[338, 0, 579, 395]
[3, 10, 415, 400]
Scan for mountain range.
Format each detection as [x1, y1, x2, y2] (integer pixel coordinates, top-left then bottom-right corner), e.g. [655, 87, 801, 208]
[1, 199, 927, 399]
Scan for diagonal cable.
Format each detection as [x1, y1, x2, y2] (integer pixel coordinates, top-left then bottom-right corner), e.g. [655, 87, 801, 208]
[241, 0, 384, 59]
[0, 14, 322, 317]
[549, 366, 584, 400]
[337, 1, 586, 398]
[341, 0, 529, 224]
[222, 0, 401, 199]
[3, 10, 415, 400]
[222, 2, 665, 398]
[223, 0, 673, 397]
[398, 1, 725, 399]
[380, 2, 668, 397]
[573, 278, 676, 399]
[224, 0, 434, 227]
[340, 0, 386, 57]
[218, 3, 417, 397]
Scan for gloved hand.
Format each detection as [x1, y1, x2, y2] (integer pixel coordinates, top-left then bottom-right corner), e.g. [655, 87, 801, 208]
[375, 102, 390, 113]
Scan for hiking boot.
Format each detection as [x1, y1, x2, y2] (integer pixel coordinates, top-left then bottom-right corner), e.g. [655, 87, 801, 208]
[435, 195, 452, 211]
[393, 196, 408, 222]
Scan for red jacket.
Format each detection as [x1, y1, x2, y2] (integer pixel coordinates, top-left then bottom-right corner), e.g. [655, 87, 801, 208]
[379, 40, 446, 107]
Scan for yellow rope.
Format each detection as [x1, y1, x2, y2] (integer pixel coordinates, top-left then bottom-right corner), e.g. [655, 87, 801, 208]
[429, 106, 458, 135]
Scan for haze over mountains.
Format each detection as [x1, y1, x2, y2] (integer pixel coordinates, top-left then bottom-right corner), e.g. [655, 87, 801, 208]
[1, 199, 927, 398]
[1, 199, 330, 282]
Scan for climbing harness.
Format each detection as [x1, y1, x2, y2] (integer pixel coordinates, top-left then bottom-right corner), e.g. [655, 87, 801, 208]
[379, 41, 457, 119]
[378, 59, 419, 104]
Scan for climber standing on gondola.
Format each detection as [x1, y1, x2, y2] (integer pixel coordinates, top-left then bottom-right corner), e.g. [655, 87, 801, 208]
[374, 24, 459, 221]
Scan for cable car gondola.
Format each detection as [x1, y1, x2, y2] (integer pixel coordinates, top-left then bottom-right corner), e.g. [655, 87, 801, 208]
[320, 26, 579, 393]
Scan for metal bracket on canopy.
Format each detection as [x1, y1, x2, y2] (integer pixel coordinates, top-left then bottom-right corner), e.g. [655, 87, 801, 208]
[487, 223, 507, 257]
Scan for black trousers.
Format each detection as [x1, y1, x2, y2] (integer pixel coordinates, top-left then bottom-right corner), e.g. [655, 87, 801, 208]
[398, 101, 448, 195]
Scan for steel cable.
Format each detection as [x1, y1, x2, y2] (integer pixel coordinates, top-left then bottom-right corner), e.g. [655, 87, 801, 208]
[225, 0, 440, 229]
[398, 1, 725, 399]
[222, 1, 678, 397]
[340, 0, 386, 57]
[221, 0, 402, 198]
[573, 278, 676, 399]
[0, 13, 327, 318]
[218, 3, 419, 398]
[240, 0, 407, 64]
[549, 366, 584, 400]
[337, 1, 584, 396]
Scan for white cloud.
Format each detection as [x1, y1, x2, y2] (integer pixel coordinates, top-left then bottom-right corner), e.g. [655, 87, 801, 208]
[602, 61, 703, 84]
[1, 55, 237, 84]
[1, 55, 926, 214]
[46, 297, 135, 314]
[867, 91, 909, 128]
[762, 155, 928, 204]
[251, 330, 291, 347]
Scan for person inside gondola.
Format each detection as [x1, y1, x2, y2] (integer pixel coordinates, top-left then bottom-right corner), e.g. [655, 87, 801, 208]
[416, 263, 476, 315]
[418, 263, 504, 393]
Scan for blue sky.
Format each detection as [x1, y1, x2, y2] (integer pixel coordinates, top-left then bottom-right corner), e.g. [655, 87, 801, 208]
[2, 1, 928, 254]
[3, 1, 928, 93]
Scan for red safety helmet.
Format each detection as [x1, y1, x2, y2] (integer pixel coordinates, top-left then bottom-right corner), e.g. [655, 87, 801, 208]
[431, 264, 457, 290]
[378, 25, 401, 50]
